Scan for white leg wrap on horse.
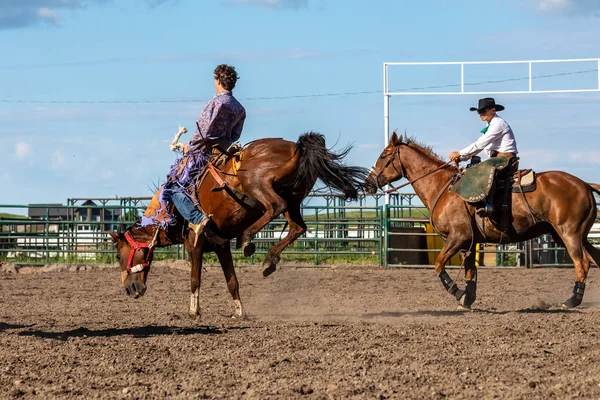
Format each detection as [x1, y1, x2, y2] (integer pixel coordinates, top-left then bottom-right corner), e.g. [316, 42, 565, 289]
[189, 288, 200, 316]
[234, 299, 245, 318]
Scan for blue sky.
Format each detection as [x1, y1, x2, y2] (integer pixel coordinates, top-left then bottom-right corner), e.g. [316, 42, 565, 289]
[0, 0, 599, 208]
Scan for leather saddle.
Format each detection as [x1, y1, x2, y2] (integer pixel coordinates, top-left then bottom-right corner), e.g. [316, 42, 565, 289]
[189, 144, 265, 248]
[512, 169, 536, 193]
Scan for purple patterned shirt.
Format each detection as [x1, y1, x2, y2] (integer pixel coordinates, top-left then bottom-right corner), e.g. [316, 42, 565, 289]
[165, 91, 245, 192]
[188, 91, 246, 153]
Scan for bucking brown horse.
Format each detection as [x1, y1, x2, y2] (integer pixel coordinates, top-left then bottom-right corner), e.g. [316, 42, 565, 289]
[364, 132, 600, 309]
[109, 132, 367, 319]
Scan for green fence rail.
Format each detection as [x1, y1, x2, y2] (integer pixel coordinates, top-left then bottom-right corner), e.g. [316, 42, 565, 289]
[0, 200, 384, 266]
[1, 193, 598, 268]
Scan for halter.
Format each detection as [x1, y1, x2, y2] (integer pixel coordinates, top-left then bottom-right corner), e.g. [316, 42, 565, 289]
[370, 146, 406, 188]
[123, 228, 159, 274]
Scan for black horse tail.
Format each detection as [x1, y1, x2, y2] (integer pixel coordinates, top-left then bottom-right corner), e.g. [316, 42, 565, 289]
[293, 132, 368, 201]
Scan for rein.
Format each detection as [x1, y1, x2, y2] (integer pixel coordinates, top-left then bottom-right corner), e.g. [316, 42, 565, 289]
[123, 228, 160, 274]
[371, 143, 456, 195]
[383, 161, 455, 194]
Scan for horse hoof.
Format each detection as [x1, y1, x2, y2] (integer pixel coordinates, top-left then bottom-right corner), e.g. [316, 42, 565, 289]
[242, 242, 256, 257]
[232, 300, 246, 320]
[457, 304, 473, 312]
[263, 264, 276, 277]
[458, 292, 477, 308]
[188, 312, 201, 320]
[562, 298, 581, 309]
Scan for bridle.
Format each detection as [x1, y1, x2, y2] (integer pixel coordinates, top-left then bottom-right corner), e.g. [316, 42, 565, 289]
[369, 142, 455, 194]
[123, 228, 160, 274]
[369, 145, 406, 189]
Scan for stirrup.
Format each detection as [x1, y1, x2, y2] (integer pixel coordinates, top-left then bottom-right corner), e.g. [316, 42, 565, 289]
[476, 201, 494, 217]
[189, 218, 208, 246]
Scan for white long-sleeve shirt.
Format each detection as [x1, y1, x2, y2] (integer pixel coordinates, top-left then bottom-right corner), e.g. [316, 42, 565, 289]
[459, 115, 518, 160]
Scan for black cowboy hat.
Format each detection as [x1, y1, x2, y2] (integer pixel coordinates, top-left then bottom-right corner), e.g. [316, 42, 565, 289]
[469, 97, 505, 112]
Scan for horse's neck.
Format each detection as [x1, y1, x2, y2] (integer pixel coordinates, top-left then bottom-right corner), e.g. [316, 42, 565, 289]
[131, 225, 181, 247]
[129, 225, 155, 242]
[401, 147, 453, 210]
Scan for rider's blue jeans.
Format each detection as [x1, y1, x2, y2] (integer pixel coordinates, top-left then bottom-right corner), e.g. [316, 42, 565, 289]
[170, 191, 203, 225]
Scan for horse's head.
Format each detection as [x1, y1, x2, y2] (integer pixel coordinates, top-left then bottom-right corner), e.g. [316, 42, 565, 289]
[108, 228, 157, 298]
[364, 131, 405, 194]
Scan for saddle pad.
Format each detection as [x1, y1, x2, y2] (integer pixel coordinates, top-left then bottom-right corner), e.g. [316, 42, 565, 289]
[450, 156, 510, 202]
[512, 170, 536, 193]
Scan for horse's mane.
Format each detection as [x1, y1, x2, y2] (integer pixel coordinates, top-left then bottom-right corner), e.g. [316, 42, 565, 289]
[404, 136, 445, 163]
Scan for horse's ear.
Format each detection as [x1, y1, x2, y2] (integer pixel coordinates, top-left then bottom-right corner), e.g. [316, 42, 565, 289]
[390, 130, 399, 145]
[108, 232, 119, 243]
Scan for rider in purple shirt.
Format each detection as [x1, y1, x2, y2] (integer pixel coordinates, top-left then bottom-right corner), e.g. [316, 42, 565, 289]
[165, 64, 246, 236]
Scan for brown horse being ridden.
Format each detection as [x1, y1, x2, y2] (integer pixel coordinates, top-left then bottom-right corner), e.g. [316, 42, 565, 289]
[364, 132, 600, 309]
[109, 132, 367, 319]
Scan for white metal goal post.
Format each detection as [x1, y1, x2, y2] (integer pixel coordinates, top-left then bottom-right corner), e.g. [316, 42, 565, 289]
[383, 57, 600, 150]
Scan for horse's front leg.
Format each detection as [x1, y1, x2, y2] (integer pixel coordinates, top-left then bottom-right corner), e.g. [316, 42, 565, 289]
[435, 235, 470, 303]
[185, 234, 204, 319]
[458, 250, 477, 310]
[214, 243, 246, 319]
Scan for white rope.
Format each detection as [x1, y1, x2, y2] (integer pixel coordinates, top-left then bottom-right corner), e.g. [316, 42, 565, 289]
[149, 226, 161, 249]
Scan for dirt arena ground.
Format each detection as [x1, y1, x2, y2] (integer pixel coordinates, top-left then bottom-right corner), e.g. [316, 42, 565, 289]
[2, 262, 600, 399]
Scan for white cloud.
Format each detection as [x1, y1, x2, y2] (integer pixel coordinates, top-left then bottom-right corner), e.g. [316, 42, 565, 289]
[51, 150, 65, 169]
[102, 169, 115, 180]
[0, 1, 176, 30]
[536, 0, 600, 15]
[36, 7, 59, 24]
[538, 0, 571, 11]
[517, 148, 561, 170]
[15, 142, 31, 159]
[569, 151, 600, 164]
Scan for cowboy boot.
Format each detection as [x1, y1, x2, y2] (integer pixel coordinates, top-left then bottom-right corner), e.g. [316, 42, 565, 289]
[476, 196, 494, 217]
[189, 219, 207, 247]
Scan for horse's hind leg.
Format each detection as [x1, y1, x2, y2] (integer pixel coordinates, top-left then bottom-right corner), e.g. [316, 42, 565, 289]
[584, 240, 600, 268]
[262, 203, 307, 277]
[558, 233, 589, 308]
[215, 243, 246, 319]
[239, 186, 287, 258]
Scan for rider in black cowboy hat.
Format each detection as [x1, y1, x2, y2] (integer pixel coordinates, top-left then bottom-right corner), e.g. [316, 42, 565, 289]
[449, 98, 519, 217]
